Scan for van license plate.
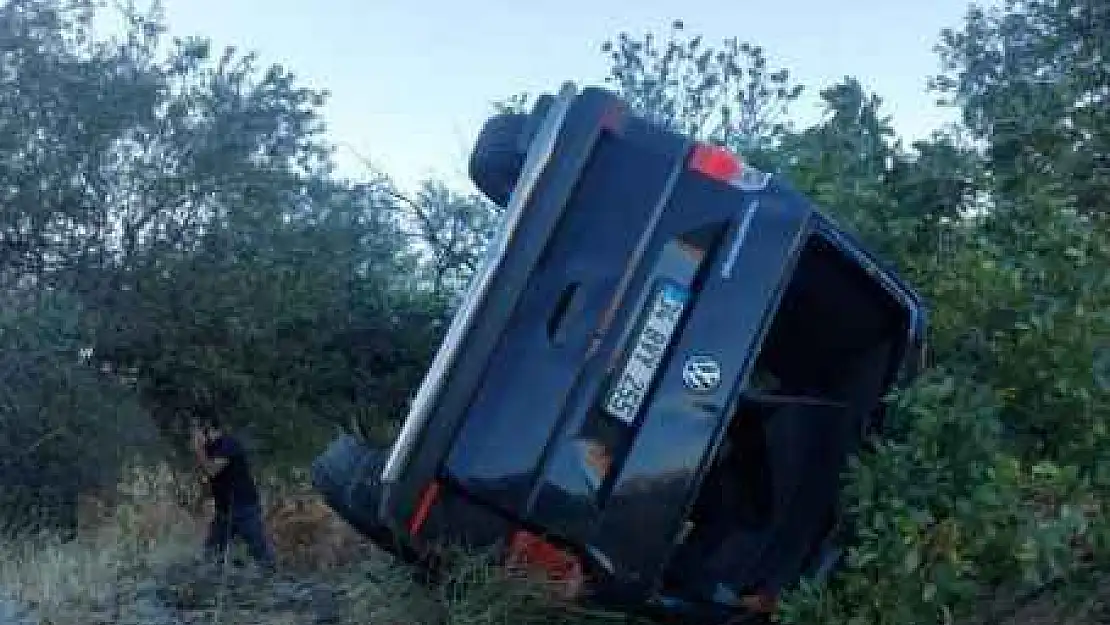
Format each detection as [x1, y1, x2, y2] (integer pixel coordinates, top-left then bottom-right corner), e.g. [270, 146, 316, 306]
[604, 282, 690, 424]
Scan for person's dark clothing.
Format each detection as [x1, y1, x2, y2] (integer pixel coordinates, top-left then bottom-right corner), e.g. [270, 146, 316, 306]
[204, 502, 275, 568]
[202, 434, 274, 568]
[204, 435, 261, 513]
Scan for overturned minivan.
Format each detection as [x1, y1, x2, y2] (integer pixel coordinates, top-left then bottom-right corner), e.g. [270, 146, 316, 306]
[312, 82, 927, 624]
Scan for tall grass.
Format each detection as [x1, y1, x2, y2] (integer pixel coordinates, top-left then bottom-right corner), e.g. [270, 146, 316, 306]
[0, 461, 603, 625]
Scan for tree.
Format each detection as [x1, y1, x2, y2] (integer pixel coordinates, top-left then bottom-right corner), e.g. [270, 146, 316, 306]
[782, 2, 1110, 622]
[0, 289, 157, 538]
[0, 0, 440, 468]
[779, 79, 907, 256]
[929, 0, 1110, 465]
[601, 19, 804, 162]
[393, 180, 500, 301]
[933, 0, 1110, 216]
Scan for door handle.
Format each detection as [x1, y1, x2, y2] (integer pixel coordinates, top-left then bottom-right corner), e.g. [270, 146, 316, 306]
[547, 282, 583, 346]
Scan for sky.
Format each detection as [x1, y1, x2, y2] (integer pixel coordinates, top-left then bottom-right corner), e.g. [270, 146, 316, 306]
[145, 0, 993, 194]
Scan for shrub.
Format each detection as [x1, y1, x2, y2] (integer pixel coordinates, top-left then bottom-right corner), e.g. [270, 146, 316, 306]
[0, 290, 159, 538]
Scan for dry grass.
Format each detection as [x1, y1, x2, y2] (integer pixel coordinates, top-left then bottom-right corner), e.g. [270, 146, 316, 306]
[13, 464, 1103, 625]
[0, 462, 602, 625]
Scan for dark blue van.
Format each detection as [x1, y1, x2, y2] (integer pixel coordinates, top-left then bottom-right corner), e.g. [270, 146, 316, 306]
[312, 82, 927, 624]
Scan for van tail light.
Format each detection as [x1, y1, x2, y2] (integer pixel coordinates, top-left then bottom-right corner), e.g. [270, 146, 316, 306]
[688, 142, 774, 194]
[505, 530, 585, 599]
[407, 480, 441, 536]
[689, 143, 743, 183]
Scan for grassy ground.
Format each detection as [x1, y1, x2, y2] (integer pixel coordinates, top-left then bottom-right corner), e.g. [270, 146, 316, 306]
[0, 463, 594, 625]
[6, 464, 1108, 625]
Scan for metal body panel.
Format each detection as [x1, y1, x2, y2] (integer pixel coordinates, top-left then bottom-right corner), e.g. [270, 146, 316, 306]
[591, 176, 814, 587]
[378, 85, 618, 528]
[442, 130, 689, 515]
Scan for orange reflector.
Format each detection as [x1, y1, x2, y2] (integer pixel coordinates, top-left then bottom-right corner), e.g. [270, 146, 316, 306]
[689, 143, 742, 182]
[506, 530, 585, 599]
[407, 481, 441, 536]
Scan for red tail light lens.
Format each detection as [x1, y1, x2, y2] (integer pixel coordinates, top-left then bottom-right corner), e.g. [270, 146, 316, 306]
[689, 143, 743, 182]
[505, 530, 585, 598]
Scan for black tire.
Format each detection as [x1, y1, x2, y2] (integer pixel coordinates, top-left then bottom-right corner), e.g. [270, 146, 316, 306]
[468, 112, 530, 208]
[311, 436, 456, 583]
[311, 435, 397, 550]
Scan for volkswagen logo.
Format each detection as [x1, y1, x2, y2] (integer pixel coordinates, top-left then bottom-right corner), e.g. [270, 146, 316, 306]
[682, 354, 722, 393]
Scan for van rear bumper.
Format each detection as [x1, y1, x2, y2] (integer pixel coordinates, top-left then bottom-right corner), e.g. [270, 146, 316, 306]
[314, 434, 516, 559]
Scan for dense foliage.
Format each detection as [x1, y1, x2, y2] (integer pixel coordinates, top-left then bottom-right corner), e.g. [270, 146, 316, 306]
[0, 0, 1107, 621]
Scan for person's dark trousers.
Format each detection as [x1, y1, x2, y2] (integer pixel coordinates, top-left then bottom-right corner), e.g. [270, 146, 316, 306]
[204, 502, 276, 570]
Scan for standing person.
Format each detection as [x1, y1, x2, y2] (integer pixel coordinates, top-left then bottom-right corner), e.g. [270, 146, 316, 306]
[191, 410, 276, 572]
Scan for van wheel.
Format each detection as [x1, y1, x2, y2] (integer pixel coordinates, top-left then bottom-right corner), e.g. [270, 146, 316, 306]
[468, 112, 530, 208]
[311, 436, 395, 550]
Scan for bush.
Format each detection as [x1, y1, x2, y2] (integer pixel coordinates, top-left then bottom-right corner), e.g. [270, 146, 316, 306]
[0, 290, 159, 538]
[780, 194, 1110, 623]
[780, 375, 1086, 624]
